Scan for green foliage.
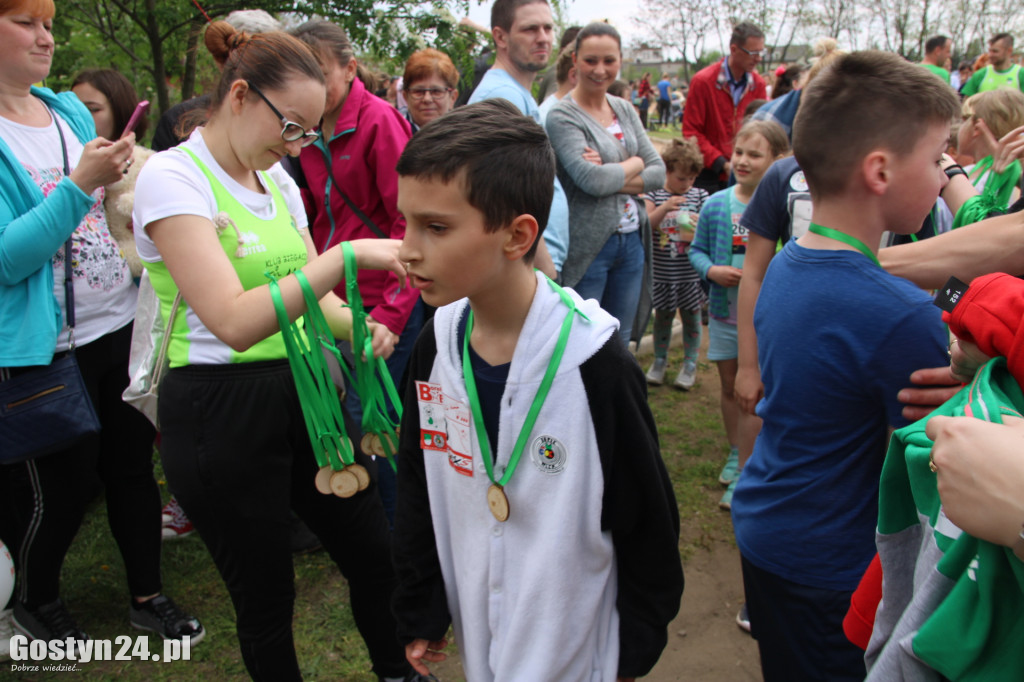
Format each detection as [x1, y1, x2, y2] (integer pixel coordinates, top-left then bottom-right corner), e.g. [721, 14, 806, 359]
[694, 49, 724, 70]
[48, 0, 483, 116]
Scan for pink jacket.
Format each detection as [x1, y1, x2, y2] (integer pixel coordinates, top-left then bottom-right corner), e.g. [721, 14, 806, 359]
[298, 77, 417, 335]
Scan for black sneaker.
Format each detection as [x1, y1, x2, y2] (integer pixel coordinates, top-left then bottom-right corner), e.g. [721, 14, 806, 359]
[13, 599, 89, 653]
[129, 595, 205, 645]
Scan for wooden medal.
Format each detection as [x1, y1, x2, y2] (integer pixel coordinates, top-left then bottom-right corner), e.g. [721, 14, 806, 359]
[314, 465, 334, 495]
[348, 463, 370, 491]
[370, 434, 386, 457]
[360, 433, 376, 456]
[487, 483, 510, 522]
[330, 469, 359, 498]
[377, 431, 397, 457]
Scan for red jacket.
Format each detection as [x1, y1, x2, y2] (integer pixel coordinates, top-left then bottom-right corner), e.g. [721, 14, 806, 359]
[298, 77, 418, 335]
[945, 272, 1024, 382]
[682, 58, 767, 181]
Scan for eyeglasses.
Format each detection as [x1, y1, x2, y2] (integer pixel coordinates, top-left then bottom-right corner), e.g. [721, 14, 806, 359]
[247, 81, 320, 147]
[406, 87, 454, 101]
[737, 46, 765, 58]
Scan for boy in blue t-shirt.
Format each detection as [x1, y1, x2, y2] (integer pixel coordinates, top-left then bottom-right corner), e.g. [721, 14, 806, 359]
[730, 51, 958, 681]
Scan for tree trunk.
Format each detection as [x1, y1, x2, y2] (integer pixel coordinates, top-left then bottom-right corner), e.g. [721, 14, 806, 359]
[181, 16, 205, 103]
[144, 0, 170, 113]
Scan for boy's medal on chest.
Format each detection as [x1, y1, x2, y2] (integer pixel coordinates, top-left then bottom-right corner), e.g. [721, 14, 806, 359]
[462, 278, 586, 522]
[486, 483, 510, 522]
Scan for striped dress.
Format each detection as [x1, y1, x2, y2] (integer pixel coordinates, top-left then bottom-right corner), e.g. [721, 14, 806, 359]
[642, 186, 708, 310]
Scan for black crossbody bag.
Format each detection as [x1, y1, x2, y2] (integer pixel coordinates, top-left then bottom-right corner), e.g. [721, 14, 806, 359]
[0, 109, 102, 463]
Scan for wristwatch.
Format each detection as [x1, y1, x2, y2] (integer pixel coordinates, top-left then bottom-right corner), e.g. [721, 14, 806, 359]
[1014, 523, 1024, 562]
[944, 164, 968, 181]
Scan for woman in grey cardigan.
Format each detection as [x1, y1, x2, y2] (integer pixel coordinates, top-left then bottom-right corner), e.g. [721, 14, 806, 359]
[546, 22, 665, 344]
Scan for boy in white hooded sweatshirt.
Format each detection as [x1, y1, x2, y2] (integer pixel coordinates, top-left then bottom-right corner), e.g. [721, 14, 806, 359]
[391, 99, 683, 682]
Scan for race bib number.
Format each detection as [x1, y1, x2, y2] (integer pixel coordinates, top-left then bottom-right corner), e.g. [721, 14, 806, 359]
[414, 380, 474, 476]
[732, 213, 748, 253]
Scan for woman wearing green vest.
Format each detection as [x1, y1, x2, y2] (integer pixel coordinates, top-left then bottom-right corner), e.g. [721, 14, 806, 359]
[131, 22, 416, 682]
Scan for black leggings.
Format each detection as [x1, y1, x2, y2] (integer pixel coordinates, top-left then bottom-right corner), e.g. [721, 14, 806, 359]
[0, 322, 162, 609]
[159, 360, 408, 681]
[658, 98, 671, 126]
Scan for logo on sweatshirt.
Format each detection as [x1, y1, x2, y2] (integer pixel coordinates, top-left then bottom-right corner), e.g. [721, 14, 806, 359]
[531, 435, 566, 474]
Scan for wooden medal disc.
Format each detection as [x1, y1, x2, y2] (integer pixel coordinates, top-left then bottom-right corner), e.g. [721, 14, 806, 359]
[330, 469, 360, 498]
[314, 465, 334, 495]
[378, 430, 398, 457]
[487, 484, 510, 522]
[348, 463, 371, 491]
[370, 433, 386, 457]
[360, 433, 376, 456]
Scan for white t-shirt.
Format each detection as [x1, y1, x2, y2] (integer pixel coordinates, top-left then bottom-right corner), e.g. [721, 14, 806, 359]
[0, 113, 136, 351]
[133, 128, 308, 261]
[605, 118, 640, 234]
[132, 129, 309, 365]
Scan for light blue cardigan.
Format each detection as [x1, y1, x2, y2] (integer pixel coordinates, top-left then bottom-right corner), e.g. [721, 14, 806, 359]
[0, 87, 97, 366]
[688, 187, 736, 320]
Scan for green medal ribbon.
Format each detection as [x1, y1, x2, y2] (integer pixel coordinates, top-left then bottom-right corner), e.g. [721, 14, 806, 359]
[968, 155, 993, 188]
[268, 270, 354, 471]
[462, 276, 588, 509]
[808, 222, 881, 268]
[338, 242, 402, 468]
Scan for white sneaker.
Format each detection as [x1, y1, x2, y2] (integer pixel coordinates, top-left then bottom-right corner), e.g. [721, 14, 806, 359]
[645, 357, 668, 385]
[674, 360, 697, 391]
[0, 608, 13, 661]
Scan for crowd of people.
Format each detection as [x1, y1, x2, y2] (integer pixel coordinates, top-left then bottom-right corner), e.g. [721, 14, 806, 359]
[1, 0, 1023, 680]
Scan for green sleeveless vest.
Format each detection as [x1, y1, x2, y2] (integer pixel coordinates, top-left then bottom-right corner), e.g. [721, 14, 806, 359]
[146, 148, 308, 367]
[978, 63, 1022, 92]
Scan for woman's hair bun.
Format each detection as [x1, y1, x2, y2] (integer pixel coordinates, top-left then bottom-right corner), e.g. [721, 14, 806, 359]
[205, 21, 251, 64]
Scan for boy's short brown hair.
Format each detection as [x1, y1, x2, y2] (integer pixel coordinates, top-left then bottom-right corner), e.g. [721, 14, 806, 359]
[661, 138, 703, 176]
[793, 50, 959, 199]
[396, 99, 554, 260]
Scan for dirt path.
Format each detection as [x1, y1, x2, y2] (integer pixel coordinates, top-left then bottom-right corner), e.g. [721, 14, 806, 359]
[649, 541, 760, 680]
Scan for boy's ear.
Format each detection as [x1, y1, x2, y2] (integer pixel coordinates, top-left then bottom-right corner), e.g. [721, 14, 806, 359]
[861, 149, 892, 196]
[503, 214, 540, 261]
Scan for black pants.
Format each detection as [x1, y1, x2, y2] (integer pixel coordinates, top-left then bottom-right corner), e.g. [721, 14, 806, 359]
[0, 322, 162, 609]
[741, 555, 866, 682]
[159, 360, 408, 681]
[657, 98, 671, 126]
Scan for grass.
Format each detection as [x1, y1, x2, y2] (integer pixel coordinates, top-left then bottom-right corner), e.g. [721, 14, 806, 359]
[8, 335, 734, 681]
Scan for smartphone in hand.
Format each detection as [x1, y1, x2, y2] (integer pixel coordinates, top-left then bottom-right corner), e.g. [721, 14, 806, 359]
[121, 100, 150, 138]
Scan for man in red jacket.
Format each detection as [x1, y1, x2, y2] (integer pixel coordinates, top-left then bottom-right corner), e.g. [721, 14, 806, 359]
[682, 22, 768, 193]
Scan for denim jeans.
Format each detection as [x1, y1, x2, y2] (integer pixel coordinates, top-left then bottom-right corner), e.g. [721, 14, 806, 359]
[573, 230, 645, 343]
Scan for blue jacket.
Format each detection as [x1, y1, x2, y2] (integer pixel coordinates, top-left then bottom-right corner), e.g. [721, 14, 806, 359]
[688, 188, 735, 319]
[0, 87, 97, 366]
